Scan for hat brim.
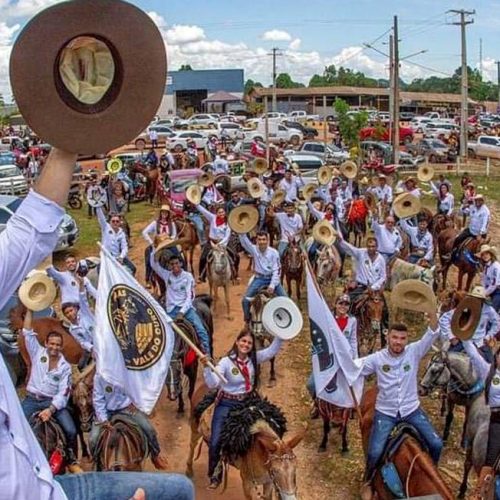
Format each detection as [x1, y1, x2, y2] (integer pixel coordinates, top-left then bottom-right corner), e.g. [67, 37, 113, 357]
[391, 279, 436, 314]
[18, 272, 57, 311]
[247, 179, 265, 199]
[393, 193, 421, 219]
[10, 0, 167, 155]
[451, 296, 482, 341]
[262, 297, 303, 340]
[312, 220, 337, 246]
[186, 185, 202, 205]
[228, 205, 259, 234]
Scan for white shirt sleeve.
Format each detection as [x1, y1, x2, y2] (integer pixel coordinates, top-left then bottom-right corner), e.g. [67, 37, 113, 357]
[118, 232, 128, 259]
[256, 337, 283, 363]
[93, 377, 109, 423]
[96, 206, 107, 230]
[46, 266, 65, 285]
[411, 326, 440, 359]
[83, 277, 97, 299]
[142, 221, 156, 246]
[22, 328, 43, 360]
[149, 251, 169, 282]
[239, 234, 255, 256]
[463, 340, 490, 381]
[196, 203, 215, 223]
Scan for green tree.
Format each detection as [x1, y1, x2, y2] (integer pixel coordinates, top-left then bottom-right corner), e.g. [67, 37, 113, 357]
[179, 64, 193, 71]
[0, 93, 4, 107]
[244, 79, 263, 95]
[275, 73, 304, 89]
[334, 98, 368, 157]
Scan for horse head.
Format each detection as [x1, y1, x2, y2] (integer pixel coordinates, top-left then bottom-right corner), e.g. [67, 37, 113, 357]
[419, 351, 450, 396]
[363, 289, 384, 333]
[284, 240, 303, 274]
[317, 246, 341, 286]
[72, 363, 96, 432]
[248, 290, 273, 340]
[207, 245, 230, 276]
[252, 421, 307, 500]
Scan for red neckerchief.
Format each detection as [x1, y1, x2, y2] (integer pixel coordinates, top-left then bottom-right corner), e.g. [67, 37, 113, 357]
[215, 216, 226, 226]
[235, 358, 251, 391]
[325, 212, 333, 221]
[335, 316, 348, 331]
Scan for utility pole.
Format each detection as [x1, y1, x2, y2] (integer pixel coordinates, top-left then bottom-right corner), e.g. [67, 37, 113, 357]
[392, 16, 400, 164]
[269, 47, 283, 112]
[497, 61, 500, 112]
[388, 34, 394, 150]
[448, 9, 475, 160]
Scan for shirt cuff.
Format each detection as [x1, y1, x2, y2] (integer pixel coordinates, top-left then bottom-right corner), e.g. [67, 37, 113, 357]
[15, 190, 64, 234]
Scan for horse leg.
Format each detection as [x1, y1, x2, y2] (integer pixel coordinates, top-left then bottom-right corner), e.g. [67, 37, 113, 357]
[443, 400, 454, 444]
[465, 272, 474, 292]
[318, 418, 330, 452]
[458, 269, 464, 291]
[341, 420, 349, 454]
[185, 422, 201, 478]
[267, 357, 276, 388]
[79, 428, 90, 458]
[458, 446, 473, 498]
[224, 283, 232, 320]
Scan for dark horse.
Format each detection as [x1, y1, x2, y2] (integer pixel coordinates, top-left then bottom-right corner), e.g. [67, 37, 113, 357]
[165, 295, 214, 415]
[30, 416, 69, 474]
[131, 161, 160, 204]
[281, 239, 304, 300]
[317, 399, 351, 455]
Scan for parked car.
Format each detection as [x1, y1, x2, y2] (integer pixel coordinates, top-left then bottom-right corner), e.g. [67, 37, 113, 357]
[400, 112, 415, 121]
[360, 141, 423, 167]
[406, 138, 456, 163]
[291, 141, 349, 164]
[170, 131, 209, 150]
[468, 135, 500, 160]
[134, 125, 176, 149]
[424, 122, 459, 140]
[360, 126, 414, 144]
[0, 165, 28, 196]
[409, 117, 432, 133]
[0, 195, 78, 250]
[0, 152, 17, 166]
[152, 117, 180, 128]
[246, 123, 303, 145]
[208, 122, 246, 141]
[281, 120, 318, 139]
[287, 110, 320, 121]
[177, 114, 219, 128]
[0, 136, 23, 152]
[286, 154, 323, 172]
[163, 169, 202, 215]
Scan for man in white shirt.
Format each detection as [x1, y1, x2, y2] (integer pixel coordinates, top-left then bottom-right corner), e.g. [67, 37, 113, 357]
[278, 169, 304, 203]
[358, 319, 443, 499]
[368, 174, 393, 205]
[272, 202, 304, 257]
[212, 154, 230, 176]
[239, 230, 287, 323]
[150, 254, 211, 355]
[96, 207, 136, 275]
[399, 216, 434, 265]
[371, 215, 402, 262]
[479, 245, 500, 311]
[258, 176, 275, 230]
[20, 310, 81, 472]
[455, 194, 490, 253]
[148, 128, 158, 149]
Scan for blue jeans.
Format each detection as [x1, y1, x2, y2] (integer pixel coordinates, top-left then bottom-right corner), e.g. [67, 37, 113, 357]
[278, 241, 288, 258]
[449, 340, 493, 363]
[208, 398, 241, 479]
[380, 252, 396, 263]
[242, 275, 287, 322]
[122, 257, 137, 276]
[55, 472, 194, 499]
[308, 241, 321, 264]
[22, 395, 78, 457]
[187, 213, 206, 245]
[408, 253, 434, 266]
[168, 305, 211, 355]
[366, 408, 442, 479]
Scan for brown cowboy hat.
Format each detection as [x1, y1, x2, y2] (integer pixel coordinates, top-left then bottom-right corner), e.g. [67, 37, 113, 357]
[247, 177, 265, 199]
[312, 220, 337, 246]
[451, 296, 483, 341]
[392, 193, 421, 219]
[253, 158, 269, 175]
[198, 171, 215, 187]
[186, 184, 202, 205]
[228, 205, 259, 234]
[10, 0, 167, 155]
[302, 182, 318, 202]
[340, 160, 357, 179]
[19, 271, 57, 311]
[391, 280, 436, 314]
[271, 189, 286, 207]
[417, 164, 434, 183]
[317, 166, 332, 186]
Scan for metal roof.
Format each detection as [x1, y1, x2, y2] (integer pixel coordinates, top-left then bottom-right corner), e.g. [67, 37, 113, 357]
[166, 69, 244, 95]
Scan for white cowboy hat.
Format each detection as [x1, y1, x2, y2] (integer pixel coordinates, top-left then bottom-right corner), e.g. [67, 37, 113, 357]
[18, 271, 57, 311]
[468, 285, 487, 300]
[86, 185, 107, 207]
[262, 297, 303, 340]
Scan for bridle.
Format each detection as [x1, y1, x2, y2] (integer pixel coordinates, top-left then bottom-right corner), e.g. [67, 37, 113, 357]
[265, 451, 298, 497]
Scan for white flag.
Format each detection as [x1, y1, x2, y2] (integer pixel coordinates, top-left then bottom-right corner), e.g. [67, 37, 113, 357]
[94, 247, 174, 414]
[306, 264, 364, 408]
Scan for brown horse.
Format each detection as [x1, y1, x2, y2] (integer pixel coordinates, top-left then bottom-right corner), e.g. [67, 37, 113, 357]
[281, 239, 304, 300]
[131, 162, 159, 204]
[263, 206, 279, 247]
[437, 228, 481, 291]
[186, 385, 306, 500]
[72, 364, 96, 434]
[10, 304, 83, 379]
[317, 399, 351, 454]
[174, 218, 199, 275]
[360, 387, 454, 500]
[316, 244, 342, 307]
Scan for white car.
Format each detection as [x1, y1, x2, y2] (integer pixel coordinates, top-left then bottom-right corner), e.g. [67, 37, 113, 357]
[410, 117, 432, 133]
[210, 122, 246, 141]
[170, 131, 209, 150]
[246, 124, 303, 145]
[468, 135, 500, 160]
[134, 125, 175, 148]
[0, 164, 28, 196]
[178, 114, 219, 128]
[424, 122, 459, 139]
[0, 136, 22, 152]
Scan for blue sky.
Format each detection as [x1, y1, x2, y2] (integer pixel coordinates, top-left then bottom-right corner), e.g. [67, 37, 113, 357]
[0, 0, 499, 99]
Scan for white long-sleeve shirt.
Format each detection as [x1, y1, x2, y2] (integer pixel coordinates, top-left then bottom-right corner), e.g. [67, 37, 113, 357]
[201, 185, 224, 205]
[399, 218, 434, 262]
[0, 190, 67, 500]
[337, 316, 358, 359]
[22, 328, 71, 411]
[96, 207, 128, 259]
[357, 326, 440, 417]
[196, 204, 231, 245]
[339, 241, 386, 290]
[68, 291, 95, 352]
[46, 266, 80, 304]
[482, 260, 500, 297]
[239, 234, 281, 289]
[141, 219, 177, 246]
[279, 175, 304, 202]
[430, 182, 454, 215]
[275, 212, 303, 243]
[149, 253, 195, 314]
[369, 184, 393, 204]
[371, 220, 402, 255]
[471, 304, 500, 347]
[307, 201, 335, 224]
[203, 337, 283, 394]
[461, 204, 490, 235]
[93, 375, 132, 423]
[438, 309, 455, 342]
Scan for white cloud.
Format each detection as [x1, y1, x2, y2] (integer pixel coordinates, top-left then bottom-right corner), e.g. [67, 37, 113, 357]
[3, 0, 64, 19]
[0, 21, 20, 99]
[478, 57, 497, 84]
[165, 25, 206, 46]
[289, 38, 301, 50]
[261, 29, 292, 42]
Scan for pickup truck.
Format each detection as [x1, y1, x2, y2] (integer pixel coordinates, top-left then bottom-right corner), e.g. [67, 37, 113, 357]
[287, 141, 349, 164]
[360, 126, 414, 144]
[468, 136, 500, 160]
[288, 110, 320, 121]
[246, 123, 303, 145]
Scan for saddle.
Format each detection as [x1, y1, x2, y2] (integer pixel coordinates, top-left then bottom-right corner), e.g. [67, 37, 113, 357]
[452, 237, 480, 266]
[31, 416, 67, 459]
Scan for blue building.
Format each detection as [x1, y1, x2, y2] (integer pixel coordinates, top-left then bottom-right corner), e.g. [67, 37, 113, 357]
[159, 69, 244, 116]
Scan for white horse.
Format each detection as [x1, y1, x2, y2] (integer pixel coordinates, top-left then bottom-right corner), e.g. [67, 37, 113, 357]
[207, 243, 232, 320]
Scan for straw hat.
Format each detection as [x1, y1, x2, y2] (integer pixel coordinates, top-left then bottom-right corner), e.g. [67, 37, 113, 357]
[291, 162, 301, 175]
[160, 204, 170, 212]
[364, 191, 377, 211]
[154, 235, 178, 255]
[317, 166, 332, 186]
[468, 285, 487, 300]
[19, 271, 57, 311]
[451, 296, 483, 341]
[404, 176, 417, 185]
[359, 176, 370, 186]
[392, 193, 421, 219]
[312, 220, 337, 246]
[228, 205, 259, 234]
[10, 0, 167, 155]
[417, 164, 434, 182]
[186, 184, 202, 205]
[198, 171, 214, 187]
[247, 177, 265, 199]
[253, 158, 268, 175]
[302, 183, 318, 202]
[340, 160, 357, 179]
[476, 244, 498, 260]
[391, 279, 436, 314]
[271, 189, 286, 207]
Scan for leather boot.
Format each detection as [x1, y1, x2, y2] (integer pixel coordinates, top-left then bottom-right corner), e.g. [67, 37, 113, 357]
[360, 481, 373, 500]
[471, 466, 495, 500]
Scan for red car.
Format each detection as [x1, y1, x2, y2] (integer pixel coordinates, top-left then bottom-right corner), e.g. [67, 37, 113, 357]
[360, 126, 414, 144]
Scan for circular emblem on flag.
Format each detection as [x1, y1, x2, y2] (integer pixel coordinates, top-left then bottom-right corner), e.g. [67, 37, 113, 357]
[105, 385, 113, 393]
[382, 364, 391, 373]
[107, 284, 166, 371]
[40, 356, 47, 363]
[494, 377, 500, 386]
[231, 367, 239, 376]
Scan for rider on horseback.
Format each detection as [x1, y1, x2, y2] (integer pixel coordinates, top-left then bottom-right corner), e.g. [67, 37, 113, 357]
[358, 319, 443, 500]
[370, 214, 402, 263]
[271, 201, 304, 258]
[21, 310, 82, 473]
[239, 230, 287, 324]
[278, 169, 304, 203]
[306, 199, 336, 264]
[399, 216, 434, 265]
[479, 245, 500, 311]
[258, 175, 275, 230]
[367, 174, 393, 205]
[149, 254, 212, 356]
[89, 375, 168, 470]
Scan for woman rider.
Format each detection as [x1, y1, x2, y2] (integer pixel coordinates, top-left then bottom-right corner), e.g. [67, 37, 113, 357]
[430, 181, 454, 217]
[142, 205, 178, 288]
[200, 329, 283, 489]
[463, 340, 500, 498]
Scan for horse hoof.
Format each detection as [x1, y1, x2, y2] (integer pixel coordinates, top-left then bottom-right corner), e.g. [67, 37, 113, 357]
[318, 445, 326, 453]
[267, 379, 277, 388]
